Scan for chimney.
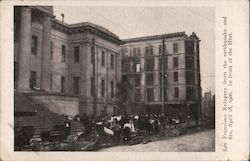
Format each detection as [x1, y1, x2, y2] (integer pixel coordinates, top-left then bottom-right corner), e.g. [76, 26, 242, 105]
[61, 13, 65, 23]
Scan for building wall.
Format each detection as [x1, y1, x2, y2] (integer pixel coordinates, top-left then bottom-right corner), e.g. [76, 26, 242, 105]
[14, 7, 121, 117]
[121, 34, 201, 116]
[79, 32, 121, 115]
[14, 6, 200, 117]
[121, 36, 188, 103]
[51, 29, 69, 93]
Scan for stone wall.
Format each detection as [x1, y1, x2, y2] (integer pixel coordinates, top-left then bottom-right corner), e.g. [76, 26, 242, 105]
[30, 94, 80, 118]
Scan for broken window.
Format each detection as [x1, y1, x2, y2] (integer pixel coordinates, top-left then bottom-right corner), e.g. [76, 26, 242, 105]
[135, 74, 141, 87]
[147, 88, 154, 102]
[146, 73, 154, 86]
[186, 56, 194, 69]
[145, 58, 154, 72]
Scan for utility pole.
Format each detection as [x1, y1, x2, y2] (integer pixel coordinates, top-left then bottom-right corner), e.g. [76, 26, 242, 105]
[161, 39, 165, 115]
[92, 38, 97, 117]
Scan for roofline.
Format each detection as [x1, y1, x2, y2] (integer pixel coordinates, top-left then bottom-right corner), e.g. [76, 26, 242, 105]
[122, 32, 187, 43]
[122, 32, 200, 43]
[51, 19, 122, 44]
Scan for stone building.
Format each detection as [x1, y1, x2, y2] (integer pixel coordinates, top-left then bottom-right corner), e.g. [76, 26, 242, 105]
[14, 6, 122, 117]
[121, 32, 202, 120]
[14, 6, 202, 119]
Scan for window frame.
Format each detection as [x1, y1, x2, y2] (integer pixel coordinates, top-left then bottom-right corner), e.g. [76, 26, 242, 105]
[31, 35, 38, 55]
[174, 72, 179, 82]
[173, 43, 178, 53]
[73, 76, 80, 95]
[101, 50, 105, 67]
[61, 76, 65, 93]
[74, 46, 80, 63]
[173, 57, 178, 68]
[61, 45, 66, 62]
[174, 87, 179, 98]
[111, 54, 114, 69]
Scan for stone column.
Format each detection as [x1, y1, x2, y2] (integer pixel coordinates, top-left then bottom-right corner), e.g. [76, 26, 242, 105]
[17, 7, 31, 91]
[40, 15, 51, 91]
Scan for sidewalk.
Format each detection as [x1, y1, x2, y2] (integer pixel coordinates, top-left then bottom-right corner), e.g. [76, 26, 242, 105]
[99, 129, 215, 152]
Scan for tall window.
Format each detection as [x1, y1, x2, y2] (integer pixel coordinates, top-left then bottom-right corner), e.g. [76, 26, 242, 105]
[173, 57, 178, 68]
[122, 60, 129, 73]
[135, 63, 141, 73]
[145, 46, 149, 55]
[174, 72, 178, 82]
[31, 35, 38, 55]
[101, 50, 105, 67]
[73, 77, 80, 94]
[51, 41, 53, 60]
[149, 45, 153, 55]
[159, 45, 162, 54]
[147, 88, 154, 102]
[61, 45, 66, 62]
[74, 46, 80, 63]
[61, 76, 65, 93]
[29, 71, 37, 89]
[122, 48, 128, 57]
[174, 87, 179, 98]
[133, 48, 137, 55]
[146, 73, 154, 86]
[111, 81, 114, 98]
[135, 74, 141, 87]
[137, 47, 141, 56]
[173, 43, 178, 53]
[101, 79, 105, 97]
[145, 58, 154, 72]
[111, 54, 114, 69]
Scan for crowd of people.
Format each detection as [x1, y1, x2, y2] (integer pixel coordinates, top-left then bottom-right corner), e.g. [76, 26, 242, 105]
[69, 113, 187, 144]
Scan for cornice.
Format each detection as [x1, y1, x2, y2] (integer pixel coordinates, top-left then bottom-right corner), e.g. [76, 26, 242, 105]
[51, 19, 123, 45]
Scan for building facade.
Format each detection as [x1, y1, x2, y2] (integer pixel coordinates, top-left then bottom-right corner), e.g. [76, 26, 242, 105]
[14, 6, 122, 117]
[14, 6, 201, 119]
[121, 32, 202, 119]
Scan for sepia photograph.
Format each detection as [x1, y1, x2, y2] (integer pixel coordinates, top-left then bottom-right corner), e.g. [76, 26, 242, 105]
[13, 5, 215, 152]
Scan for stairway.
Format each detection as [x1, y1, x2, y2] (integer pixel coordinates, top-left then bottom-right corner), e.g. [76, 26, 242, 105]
[14, 91, 85, 140]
